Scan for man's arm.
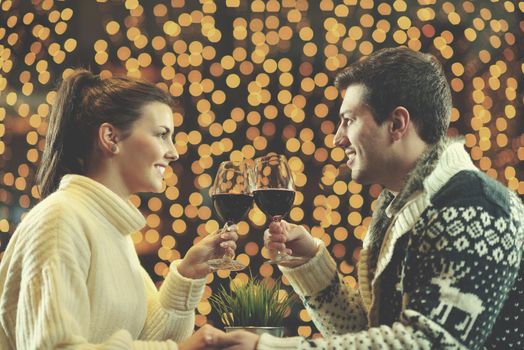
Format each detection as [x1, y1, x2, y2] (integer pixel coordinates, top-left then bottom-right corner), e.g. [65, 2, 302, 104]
[255, 194, 522, 349]
[280, 243, 368, 335]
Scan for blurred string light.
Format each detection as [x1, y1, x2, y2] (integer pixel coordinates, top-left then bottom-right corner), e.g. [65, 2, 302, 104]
[0, 0, 522, 337]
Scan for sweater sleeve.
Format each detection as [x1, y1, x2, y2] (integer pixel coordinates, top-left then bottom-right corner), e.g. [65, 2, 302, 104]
[262, 245, 433, 350]
[138, 261, 206, 341]
[279, 240, 368, 334]
[16, 256, 179, 350]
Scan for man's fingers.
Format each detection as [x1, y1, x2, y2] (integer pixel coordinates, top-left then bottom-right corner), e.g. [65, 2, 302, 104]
[268, 221, 283, 234]
[267, 244, 291, 260]
[267, 241, 286, 251]
[201, 325, 224, 345]
[265, 233, 286, 244]
[211, 331, 239, 347]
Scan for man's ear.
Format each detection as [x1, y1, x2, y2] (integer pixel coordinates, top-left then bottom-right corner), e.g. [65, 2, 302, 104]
[388, 106, 410, 141]
[98, 122, 120, 154]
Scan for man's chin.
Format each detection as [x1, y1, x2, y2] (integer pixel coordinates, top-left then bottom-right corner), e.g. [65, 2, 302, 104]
[349, 169, 372, 185]
[349, 169, 360, 182]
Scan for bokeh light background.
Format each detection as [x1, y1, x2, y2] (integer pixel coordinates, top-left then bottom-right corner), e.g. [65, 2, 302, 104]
[1, 0, 522, 338]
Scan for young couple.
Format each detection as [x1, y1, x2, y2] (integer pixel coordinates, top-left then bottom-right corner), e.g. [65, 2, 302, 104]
[0, 47, 521, 349]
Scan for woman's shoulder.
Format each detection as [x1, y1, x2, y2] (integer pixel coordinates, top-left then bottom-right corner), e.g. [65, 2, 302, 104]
[23, 190, 81, 226]
[12, 191, 90, 258]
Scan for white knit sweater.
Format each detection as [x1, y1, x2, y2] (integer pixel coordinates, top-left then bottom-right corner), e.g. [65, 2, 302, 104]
[0, 175, 206, 349]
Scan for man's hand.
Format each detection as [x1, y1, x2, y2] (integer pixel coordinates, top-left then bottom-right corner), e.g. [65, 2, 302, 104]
[264, 220, 318, 268]
[213, 330, 259, 350]
[177, 325, 225, 350]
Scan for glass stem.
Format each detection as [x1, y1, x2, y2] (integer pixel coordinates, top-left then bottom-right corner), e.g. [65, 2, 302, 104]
[222, 221, 234, 260]
[271, 216, 287, 258]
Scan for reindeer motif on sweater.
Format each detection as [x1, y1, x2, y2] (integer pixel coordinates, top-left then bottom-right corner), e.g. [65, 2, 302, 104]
[430, 261, 485, 341]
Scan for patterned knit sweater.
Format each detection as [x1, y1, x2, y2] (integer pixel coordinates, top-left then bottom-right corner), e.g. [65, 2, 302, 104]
[0, 175, 207, 349]
[257, 139, 523, 350]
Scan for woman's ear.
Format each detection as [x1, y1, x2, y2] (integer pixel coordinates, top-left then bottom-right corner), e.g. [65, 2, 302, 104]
[98, 123, 120, 154]
[388, 106, 410, 141]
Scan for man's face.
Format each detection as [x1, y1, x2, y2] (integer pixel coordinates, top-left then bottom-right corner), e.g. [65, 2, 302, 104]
[334, 84, 392, 185]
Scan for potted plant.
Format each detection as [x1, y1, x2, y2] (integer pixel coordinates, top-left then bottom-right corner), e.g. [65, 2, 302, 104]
[209, 275, 296, 336]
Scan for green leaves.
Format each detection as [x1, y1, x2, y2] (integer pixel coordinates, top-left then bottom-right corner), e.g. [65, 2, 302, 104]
[209, 276, 296, 327]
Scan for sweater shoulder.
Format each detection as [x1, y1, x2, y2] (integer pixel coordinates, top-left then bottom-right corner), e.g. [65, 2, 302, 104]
[411, 171, 523, 269]
[31, 190, 75, 214]
[11, 192, 90, 267]
[431, 170, 520, 217]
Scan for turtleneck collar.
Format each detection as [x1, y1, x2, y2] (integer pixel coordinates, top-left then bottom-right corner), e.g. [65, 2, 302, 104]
[58, 174, 146, 235]
[422, 139, 478, 195]
[365, 137, 478, 248]
[385, 137, 477, 218]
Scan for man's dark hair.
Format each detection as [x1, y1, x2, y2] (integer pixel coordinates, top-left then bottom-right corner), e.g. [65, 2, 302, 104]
[334, 47, 452, 144]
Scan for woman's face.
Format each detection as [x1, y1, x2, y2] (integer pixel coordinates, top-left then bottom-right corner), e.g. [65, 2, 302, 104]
[114, 101, 178, 195]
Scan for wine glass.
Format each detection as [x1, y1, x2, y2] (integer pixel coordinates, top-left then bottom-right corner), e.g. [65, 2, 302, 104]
[252, 154, 306, 264]
[209, 160, 252, 271]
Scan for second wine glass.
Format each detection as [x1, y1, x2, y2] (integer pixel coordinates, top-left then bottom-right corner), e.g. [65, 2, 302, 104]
[209, 160, 252, 271]
[253, 154, 306, 264]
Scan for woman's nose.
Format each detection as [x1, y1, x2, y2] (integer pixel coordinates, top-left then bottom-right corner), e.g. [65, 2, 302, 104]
[166, 143, 179, 162]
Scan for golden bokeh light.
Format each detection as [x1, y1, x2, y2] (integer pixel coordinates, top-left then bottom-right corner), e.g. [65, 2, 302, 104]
[0, 0, 522, 336]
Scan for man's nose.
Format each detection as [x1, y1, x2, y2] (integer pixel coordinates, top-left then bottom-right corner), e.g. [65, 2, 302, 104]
[333, 125, 348, 147]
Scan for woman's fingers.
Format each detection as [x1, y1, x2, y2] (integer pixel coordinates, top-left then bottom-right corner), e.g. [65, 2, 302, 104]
[217, 224, 238, 241]
[220, 240, 237, 250]
[217, 224, 238, 254]
[224, 247, 235, 257]
[220, 231, 238, 241]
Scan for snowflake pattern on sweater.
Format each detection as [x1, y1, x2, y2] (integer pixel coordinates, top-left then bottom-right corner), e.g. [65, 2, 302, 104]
[403, 174, 523, 349]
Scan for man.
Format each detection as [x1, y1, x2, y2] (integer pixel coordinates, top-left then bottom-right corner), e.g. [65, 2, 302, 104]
[216, 47, 523, 349]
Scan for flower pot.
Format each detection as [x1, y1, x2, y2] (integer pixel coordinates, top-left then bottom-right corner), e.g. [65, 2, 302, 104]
[225, 326, 284, 337]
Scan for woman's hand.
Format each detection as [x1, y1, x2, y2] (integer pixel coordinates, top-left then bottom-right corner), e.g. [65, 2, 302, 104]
[178, 224, 239, 279]
[177, 324, 225, 350]
[264, 220, 318, 268]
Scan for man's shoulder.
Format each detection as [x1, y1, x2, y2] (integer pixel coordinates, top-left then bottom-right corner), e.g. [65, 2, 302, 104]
[431, 170, 521, 216]
[412, 170, 523, 268]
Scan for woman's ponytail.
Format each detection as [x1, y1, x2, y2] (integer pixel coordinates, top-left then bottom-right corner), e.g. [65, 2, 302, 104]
[36, 70, 97, 199]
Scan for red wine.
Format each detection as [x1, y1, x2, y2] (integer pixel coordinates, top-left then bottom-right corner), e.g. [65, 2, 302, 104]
[212, 193, 253, 223]
[253, 189, 295, 219]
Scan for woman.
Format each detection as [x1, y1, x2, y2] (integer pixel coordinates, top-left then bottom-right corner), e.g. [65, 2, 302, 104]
[0, 70, 233, 349]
